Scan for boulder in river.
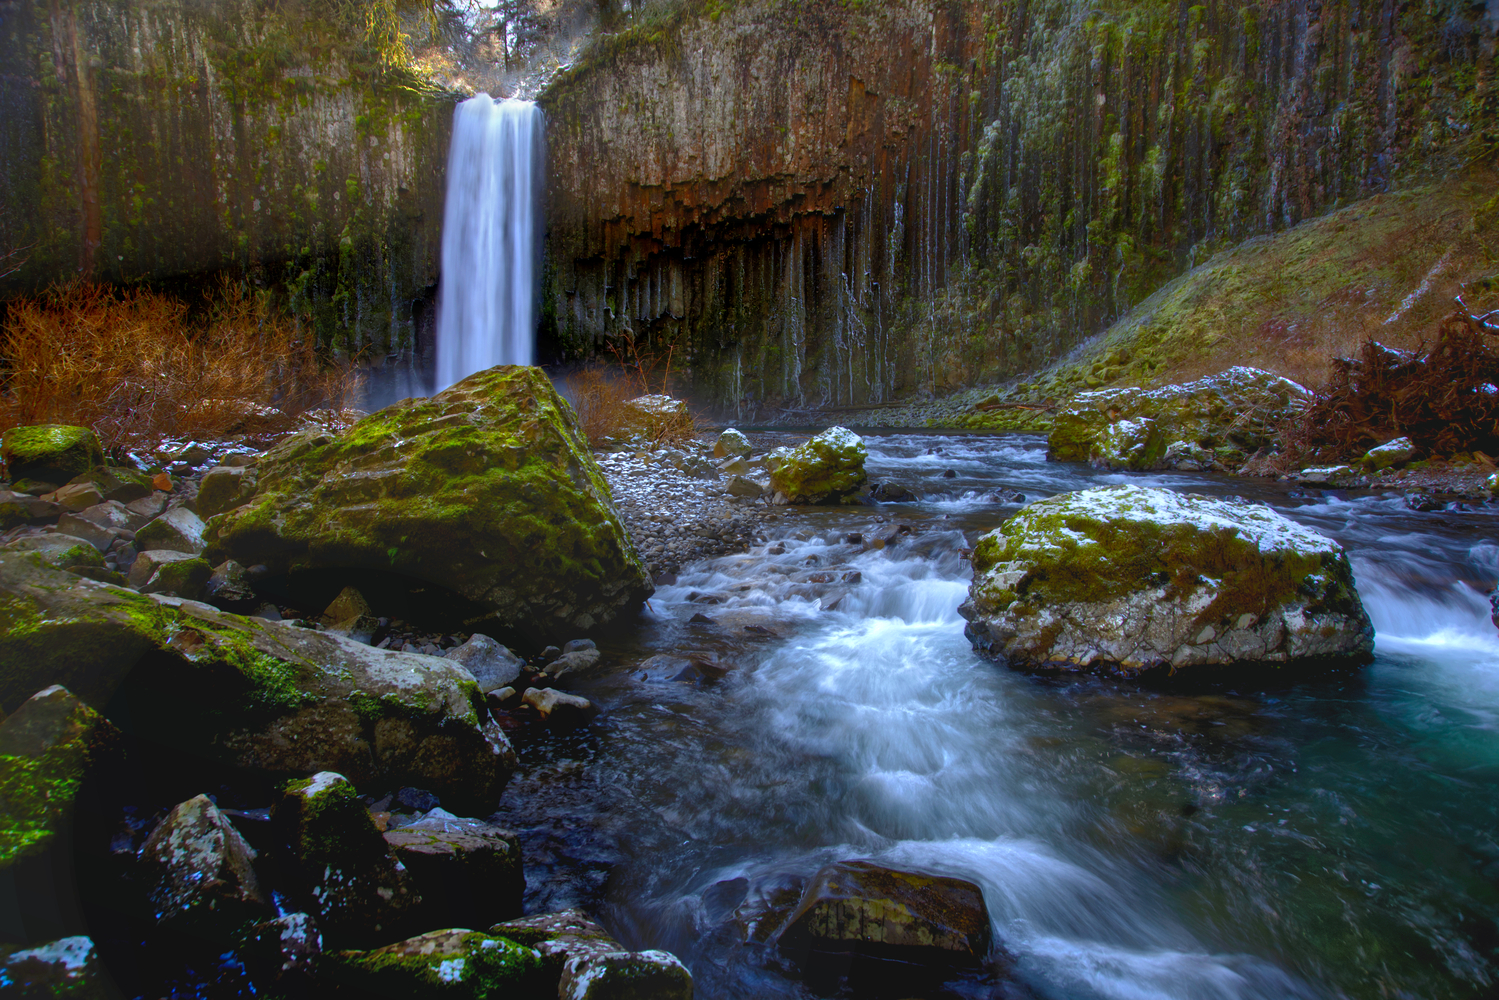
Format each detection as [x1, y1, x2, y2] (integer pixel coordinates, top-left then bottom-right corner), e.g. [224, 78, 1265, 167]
[204, 365, 652, 636]
[713, 427, 753, 458]
[1049, 367, 1311, 471]
[444, 633, 524, 693]
[959, 485, 1374, 675]
[0, 555, 516, 813]
[1, 424, 103, 486]
[765, 426, 868, 504]
[491, 908, 693, 999]
[775, 861, 992, 974]
[325, 928, 546, 997]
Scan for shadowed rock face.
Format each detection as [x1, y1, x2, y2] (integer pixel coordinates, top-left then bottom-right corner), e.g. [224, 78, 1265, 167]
[960, 485, 1375, 677]
[205, 365, 653, 637]
[775, 861, 993, 969]
[541, 0, 1489, 412]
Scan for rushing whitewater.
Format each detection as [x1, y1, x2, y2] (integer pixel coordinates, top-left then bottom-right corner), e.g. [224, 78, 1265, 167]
[435, 95, 545, 389]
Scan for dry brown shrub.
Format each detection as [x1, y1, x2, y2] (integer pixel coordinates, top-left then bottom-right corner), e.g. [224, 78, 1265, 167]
[0, 279, 362, 454]
[563, 332, 697, 448]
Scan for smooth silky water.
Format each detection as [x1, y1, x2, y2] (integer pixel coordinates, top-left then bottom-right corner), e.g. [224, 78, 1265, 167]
[493, 433, 1499, 999]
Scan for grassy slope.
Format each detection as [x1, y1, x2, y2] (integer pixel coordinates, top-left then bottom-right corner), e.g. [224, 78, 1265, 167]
[840, 169, 1499, 432]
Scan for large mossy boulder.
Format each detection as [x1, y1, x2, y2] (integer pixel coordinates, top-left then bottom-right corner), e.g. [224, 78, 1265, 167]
[0, 555, 516, 813]
[205, 365, 651, 635]
[0, 425, 103, 487]
[324, 928, 546, 998]
[765, 426, 868, 503]
[1048, 367, 1311, 471]
[959, 485, 1374, 675]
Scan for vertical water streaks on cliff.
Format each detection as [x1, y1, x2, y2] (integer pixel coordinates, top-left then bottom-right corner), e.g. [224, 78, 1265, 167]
[540, 0, 1493, 414]
[0, 0, 455, 356]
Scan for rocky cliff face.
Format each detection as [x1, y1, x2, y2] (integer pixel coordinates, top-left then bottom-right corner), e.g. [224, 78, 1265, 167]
[0, 0, 457, 357]
[540, 0, 1496, 415]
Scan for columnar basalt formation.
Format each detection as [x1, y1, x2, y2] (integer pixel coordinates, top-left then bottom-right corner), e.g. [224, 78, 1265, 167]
[540, 0, 1494, 414]
[0, 0, 455, 355]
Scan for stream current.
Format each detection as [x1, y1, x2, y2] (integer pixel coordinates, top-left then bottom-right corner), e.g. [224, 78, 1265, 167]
[495, 432, 1499, 999]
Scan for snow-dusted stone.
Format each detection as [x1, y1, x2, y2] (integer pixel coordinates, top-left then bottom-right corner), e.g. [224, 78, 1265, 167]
[713, 427, 752, 459]
[1050, 367, 1311, 471]
[959, 485, 1373, 676]
[764, 426, 868, 504]
[1298, 464, 1358, 485]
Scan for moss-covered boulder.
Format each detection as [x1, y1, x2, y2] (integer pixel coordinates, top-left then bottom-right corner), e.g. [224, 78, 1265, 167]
[324, 928, 546, 997]
[0, 555, 516, 812]
[275, 771, 421, 948]
[0, 426, 103, 487]
[775, 861, 991, 973]
[1048, 368, 1311, 471]
[959, 486, 1374, 676]
[196, 465, 258, 520]
[206, 366, 651, 636]
[1, 535, 106, 575]
[138, 794, 270, 937]
[68, 466, 153, 505]
[489, 909, 692, 999]
[765, 427, 868, 503]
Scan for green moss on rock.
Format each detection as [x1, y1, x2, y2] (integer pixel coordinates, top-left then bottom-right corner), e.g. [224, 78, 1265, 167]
[326, 929, 545, 997]
[765, 427, 868, 503]
[206, 365, 652, 636]
[1, 426, 103, 486]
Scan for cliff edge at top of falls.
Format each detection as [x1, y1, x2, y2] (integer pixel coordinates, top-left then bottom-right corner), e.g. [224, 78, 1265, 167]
[538, 0, 1498, 415]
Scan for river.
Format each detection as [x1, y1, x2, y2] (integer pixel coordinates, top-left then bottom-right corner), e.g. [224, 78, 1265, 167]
[492, 431, 1499, 999]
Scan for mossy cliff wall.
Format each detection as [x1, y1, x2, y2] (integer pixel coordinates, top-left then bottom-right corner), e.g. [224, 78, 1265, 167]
[540, 0, 1496, 414]
[0, 0, 457, 356]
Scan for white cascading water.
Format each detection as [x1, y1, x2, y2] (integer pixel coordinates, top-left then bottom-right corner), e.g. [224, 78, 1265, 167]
[434, 94, 545, 390]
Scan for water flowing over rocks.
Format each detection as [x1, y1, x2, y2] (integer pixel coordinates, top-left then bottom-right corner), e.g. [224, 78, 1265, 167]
[960, 485, 1374, 676]
[1048, 368, 1312, 471]
[205, 365, 652, 636]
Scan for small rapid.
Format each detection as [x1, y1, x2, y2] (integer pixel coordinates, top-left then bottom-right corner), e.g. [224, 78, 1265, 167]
[495, 433, 1499, 999]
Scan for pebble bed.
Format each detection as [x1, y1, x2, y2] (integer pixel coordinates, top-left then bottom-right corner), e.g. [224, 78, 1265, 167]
[594, 434, 799, 579]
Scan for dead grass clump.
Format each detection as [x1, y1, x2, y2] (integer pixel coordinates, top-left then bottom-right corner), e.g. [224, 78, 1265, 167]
[563, 332, 696, 448]
[1285, 310, 1499, 462]
[0, 279, 362, 454]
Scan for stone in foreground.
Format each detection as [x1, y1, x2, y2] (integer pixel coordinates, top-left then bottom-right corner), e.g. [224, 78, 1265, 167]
[775, 861, 992, 972]
[324, 928, 545, 998]
[765, 426, 868, 503]
[1049, 367, 1310, 471]
[275, 772, 421, 947]
[384, 812, 524, 930]
[0, 936, 109, 999]
[959, 485, 1374, 675]
[205, 365, 651, 636]
[0, 556, 515, 814]
[138, 794, 270, 936]
[490, 909, 692, 999]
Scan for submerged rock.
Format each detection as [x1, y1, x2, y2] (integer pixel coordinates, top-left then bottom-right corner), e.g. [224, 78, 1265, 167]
[274, 771, 421, 947]
[1049, 367, 1311, 471]
[0, 556, 515, 812]
[325, 929, 545, 998]
[765, 427, 868, 504]
[205, 365, 652, 636]
[138, 794, 270, 935]
[959, 485, 1374, 675]
[775, 861, 992, 972]
[1, 425, 103, 486]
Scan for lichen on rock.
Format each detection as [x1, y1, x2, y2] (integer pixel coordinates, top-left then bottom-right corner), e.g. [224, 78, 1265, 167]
[959, 485, 1374, 676]
[206, 365, 652, 636]
[325, 928, 546, 998]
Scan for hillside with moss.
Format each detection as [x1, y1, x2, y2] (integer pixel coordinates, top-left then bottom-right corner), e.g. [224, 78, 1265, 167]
[540, 0, 1498, 417]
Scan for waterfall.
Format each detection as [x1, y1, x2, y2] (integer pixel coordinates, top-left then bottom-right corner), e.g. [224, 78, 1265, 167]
[435, 95, 545, 390]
